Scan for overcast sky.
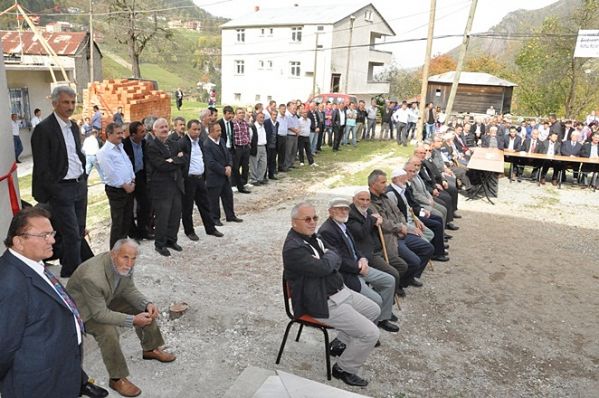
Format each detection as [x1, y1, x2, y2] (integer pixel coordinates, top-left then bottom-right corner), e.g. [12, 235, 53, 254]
[196, 0, 559, 67]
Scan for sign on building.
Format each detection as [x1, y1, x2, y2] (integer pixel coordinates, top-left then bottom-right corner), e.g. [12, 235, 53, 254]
[574, 30, 599, 58]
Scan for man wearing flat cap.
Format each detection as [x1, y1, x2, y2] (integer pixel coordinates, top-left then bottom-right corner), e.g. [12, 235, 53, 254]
[319, 197, 399, 333]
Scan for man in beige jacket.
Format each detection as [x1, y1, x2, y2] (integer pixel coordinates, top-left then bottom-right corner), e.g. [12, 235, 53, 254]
[67, 238, 175, 397]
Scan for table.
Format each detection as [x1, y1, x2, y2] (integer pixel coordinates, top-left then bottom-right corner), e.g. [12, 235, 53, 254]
[503, 150, 599, 189]
[467, 148, 505, 204]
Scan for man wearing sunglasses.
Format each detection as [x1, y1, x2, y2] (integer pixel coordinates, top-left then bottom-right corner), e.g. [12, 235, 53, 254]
[283, 202, 380, 387]
[0, 207, 108, 398]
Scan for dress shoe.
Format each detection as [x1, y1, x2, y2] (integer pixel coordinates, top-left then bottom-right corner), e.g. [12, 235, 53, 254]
[143, 348, 176, 362]
[109, 378, 141, 397]
[453, 212, 462, 219]
[207, 230, 224, 237]
[186, 233, 200, 241]
[166, 242, 183, 252]
[214, 220, 223, 226]
[238, 188, 251, 194]
[396, 287, 406, 297]
[227, 217, 243, 223]
[155, 246, 171, 257]
[409, 278, 423, 287]
[540, 178, 546, 185]
[446, 222, 459, 231]
[377, 320, 400, 332]
[390, 313, 398, 322]
[375, 340, 381, 347]
[81, 381, 108, 398]
[432, 254, 450, 262]
[141, 232, 155, 240]
[60, 272, 73, 278]
[444, 243, 450, 249]
[329, 338, 346, 357]
[269, 176, 279, 180]
[445, 233, 453, 240]
[332, 364, 368, 387]
[551, 180, 558, 186]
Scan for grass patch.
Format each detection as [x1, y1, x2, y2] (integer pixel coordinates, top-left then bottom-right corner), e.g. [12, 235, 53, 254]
[102, 55, 132, 80]
[170, 99, 223, 122]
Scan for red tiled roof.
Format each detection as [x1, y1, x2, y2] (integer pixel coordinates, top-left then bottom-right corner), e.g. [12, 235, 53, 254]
[0, 30, 88, 56]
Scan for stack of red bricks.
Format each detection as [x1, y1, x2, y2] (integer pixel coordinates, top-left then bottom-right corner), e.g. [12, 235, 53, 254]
[82, 79, 171, 129]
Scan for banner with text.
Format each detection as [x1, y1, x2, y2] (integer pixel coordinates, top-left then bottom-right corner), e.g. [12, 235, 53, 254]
[574, 30, 599, 58]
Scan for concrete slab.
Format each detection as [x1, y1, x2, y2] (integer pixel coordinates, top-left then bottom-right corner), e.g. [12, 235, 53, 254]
[251, 375, 290, 398]
[223, 366, 276, 398]
[277, 370, 372, 398]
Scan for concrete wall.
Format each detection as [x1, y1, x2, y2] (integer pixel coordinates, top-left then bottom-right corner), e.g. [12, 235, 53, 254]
[6, 70, 57, 157]
[74, 43, 103, 97]
[0, 45, 21, 245]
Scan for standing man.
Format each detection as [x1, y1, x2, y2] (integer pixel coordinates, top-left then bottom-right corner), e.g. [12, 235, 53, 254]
[356, 100, 367, 141]
[343, 102, 358, 146]
[169, 116, 187, 142]
[425, 102, 436, 140]
[308, 103, 320, 155]
[231, 107, 252, 193]
[249, 111, 268, 185]
[67, 239, 176, 397]
[365, 100, 377, 140]
[113, 106, 124, 125]
[275, 104, 288, 172]
[31, 86, 87, 277]
[97, 123, 136, 249]
[334, 103, 346, 150]
[91, 105, 102, 131]
[407, 102, 419, 142]
[123, 121, 153, 240]
[264, 109, 279, 180]
[297, 108, 316, 167]
[175, 88, 184, 111]
[30, 108, 42, 129]
[11, 113, 23, 163]
[146, 118, 185, 257]
[284, 102, 300, 170]
[204, 123, 243, 225]
[393, 101, 409, 146]
[0, 208, 108, 398]
[180, 119, 224, 240]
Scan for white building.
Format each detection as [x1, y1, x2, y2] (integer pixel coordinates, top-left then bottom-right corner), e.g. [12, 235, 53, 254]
[220, 3, 395, 105]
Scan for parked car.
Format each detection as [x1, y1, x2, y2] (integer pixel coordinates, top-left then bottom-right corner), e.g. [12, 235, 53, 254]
[307, 93, 358, 105]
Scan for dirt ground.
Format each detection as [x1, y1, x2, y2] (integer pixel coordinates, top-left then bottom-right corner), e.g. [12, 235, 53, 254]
[69, 151, 599, 398]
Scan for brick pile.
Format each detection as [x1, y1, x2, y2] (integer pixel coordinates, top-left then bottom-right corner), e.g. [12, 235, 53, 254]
[82, 79, 171, 130]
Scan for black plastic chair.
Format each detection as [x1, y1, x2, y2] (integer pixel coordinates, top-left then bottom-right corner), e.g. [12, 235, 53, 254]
[275, 277, 334, 380]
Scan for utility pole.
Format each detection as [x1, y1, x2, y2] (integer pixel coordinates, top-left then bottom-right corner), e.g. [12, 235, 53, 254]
[444, 0, 478, 119]
[312, 32, 320, 96]
[89, 0, 94, 83]
[416, 0, 436, 141]
[344, 15, 356, 93]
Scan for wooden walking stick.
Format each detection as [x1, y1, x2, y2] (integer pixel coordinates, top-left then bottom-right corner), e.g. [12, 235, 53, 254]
[377, 223, 401, 311]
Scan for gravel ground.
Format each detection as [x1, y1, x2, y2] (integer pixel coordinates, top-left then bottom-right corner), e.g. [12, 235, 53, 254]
[70, 154, 599, 398]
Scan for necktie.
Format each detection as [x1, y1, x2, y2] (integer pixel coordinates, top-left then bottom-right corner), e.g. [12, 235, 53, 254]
[44, 267, 85, 332]
[531, 141, 536, 153]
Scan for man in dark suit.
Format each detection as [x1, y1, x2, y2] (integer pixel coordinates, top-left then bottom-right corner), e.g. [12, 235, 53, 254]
[264, 109, 278, 180]
[540, 132, 562, 185]
[145, 118, 186, 257]
[178, 119, 223, 240]
[332, 103, 345, 151]
[0, 207, 107, 398]
[123, 121, 153, 240]
[319, 198, 399, 333]
[519, 128, 545, 179]
[559, 130, 583, 183]
[218, 106, 235, 171]
[204, 123, 243, 225]
[481, 125, 506, 149]
[31, 86, 87, 277]
[503, 127, 524, 180]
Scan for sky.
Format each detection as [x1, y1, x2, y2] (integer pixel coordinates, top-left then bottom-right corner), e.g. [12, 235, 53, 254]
[195, 0, 559, 67]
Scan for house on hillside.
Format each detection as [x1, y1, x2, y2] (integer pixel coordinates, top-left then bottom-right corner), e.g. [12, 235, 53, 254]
[220, 3, 395, 105]
[426, 71, 517, 115]
[1, 30, 102, 156]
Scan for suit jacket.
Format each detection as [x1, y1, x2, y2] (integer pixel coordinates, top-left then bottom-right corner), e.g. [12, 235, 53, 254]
[203, 136, 233, 188]
[481, 134, 506, 149]
[519, 138, 544, 153]
[0, 250, 81, 398]
[580, 142, 599, 158]
[122, 137, 147, 180]
[218, 118, 234, 152]
[145, 137, 185, 196]
[264, 118, 277, 149]
[541, 140, 561, 155]
[318, 218, 362, 292]
[560, 141, 582, 157]
[346, 204, 383, 262]
[410, 175, 434, 211]
[31, 113, 86, 203]
[331, 108, 341, 127]
[66, 252, 149, 326]
[503, 135, 522, 151]
[174, 134, 205, 178]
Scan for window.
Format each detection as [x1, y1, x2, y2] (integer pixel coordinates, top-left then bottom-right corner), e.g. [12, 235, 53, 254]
[364, 10, 373, 22]
[255, 94, 261, 101]
[291, 27, 302, 42]
[267, 60, 273, 69]
[236, 29, 245, 42]
[267, 95, 272, 102]
[235, 60, 245, 75]
[234, 93, 241, 102]
[290, 61, 301, 77]
[258, 60, 264, 69]
[9, 88, 31, 124]
[317, 25, 324, 31]
[269, 28, 274, 35]
[260, 28, 265, 36]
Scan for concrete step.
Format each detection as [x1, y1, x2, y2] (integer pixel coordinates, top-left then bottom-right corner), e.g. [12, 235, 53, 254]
[223, 366, 276, 398]
[251, 375, 290, 398]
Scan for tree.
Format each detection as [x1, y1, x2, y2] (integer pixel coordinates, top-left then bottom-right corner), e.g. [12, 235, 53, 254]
[514, 0, 599, 118]
[464, 54, 507, 77]
[193, 35, 221, 84]
[377, 63, 421, 102]
[428, 54, 457, 76]
[107, 0, 173, 78]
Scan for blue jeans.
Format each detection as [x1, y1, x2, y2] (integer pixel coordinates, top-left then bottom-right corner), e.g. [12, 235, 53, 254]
[85, 154, 105, 182]
[397, 234, 434, 284]
[425, 123, 435, 140]
[343, 125, 357, 146]
[13, 135, 23, 161]
[309, 132, 318, 154]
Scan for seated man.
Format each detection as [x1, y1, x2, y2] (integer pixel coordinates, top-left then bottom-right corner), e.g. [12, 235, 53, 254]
[539, 131, 562, 185]
[368, 169, 434, 289]
[347, 189, 408, 297]
[67, 239, 176, 397]
[407, 157, 449, 228]
[387, 168, 448, 262]
[580, 132, 599, 187]
[282, 202, 380, 387]
[503, 126, 524, 180]
[431, 134, 472, 191]
[319, 198, 399, 333]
